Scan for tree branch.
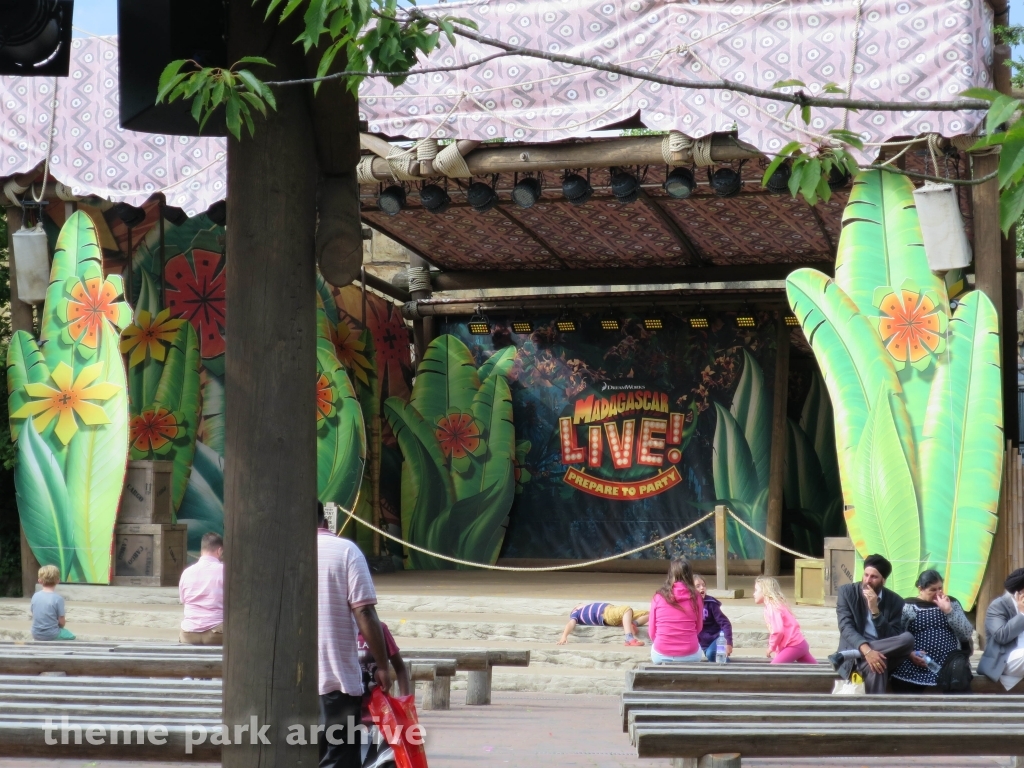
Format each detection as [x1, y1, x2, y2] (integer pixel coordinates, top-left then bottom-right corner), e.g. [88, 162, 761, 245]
[401, 10, 990, 114]
[262, 50, 510, 86]
[864, 165, 999, 185]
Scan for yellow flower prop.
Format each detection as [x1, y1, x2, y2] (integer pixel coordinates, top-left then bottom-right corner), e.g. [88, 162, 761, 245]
[119, 309, 185, 368]
[335, 321, 372, 387]
[11, 362, 119, 445]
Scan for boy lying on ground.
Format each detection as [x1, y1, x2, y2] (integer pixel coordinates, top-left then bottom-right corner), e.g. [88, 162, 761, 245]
[557, 602, 649, 646]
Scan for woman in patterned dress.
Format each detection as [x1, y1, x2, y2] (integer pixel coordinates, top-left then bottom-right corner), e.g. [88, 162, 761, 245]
[891, 570, 974, 691]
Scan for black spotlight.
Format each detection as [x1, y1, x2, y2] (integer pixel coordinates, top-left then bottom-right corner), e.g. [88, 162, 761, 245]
[111, 202, 147, 228]
[512, 177, 542, 209]
[710, 168, 742, 198]
[562, 173, 593, 206]
[467, 181, 497, 213]
[163, 206, 189, 226]
[828, 166, 851, 190]
[377, 185, 406, 217]
[0, 0, 74, 77]
[610, 171, 639, 204]
[765, 163, 791, 194]
[664, 167, 696, 199]
[420, 184, 451, 215]
[205, 200, 226, 226]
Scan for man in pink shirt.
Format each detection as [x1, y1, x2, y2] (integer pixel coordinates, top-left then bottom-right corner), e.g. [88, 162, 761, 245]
[317, 502, 391, 768]
[178, 532, 224, 646]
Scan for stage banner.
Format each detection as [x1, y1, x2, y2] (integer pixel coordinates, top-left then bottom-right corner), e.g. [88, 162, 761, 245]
[442, 312, 793, 562]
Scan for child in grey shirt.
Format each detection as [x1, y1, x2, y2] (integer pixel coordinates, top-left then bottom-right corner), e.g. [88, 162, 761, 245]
[30, 565, 74, 641]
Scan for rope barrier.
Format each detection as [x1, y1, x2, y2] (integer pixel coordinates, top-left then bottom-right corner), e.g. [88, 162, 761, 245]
[340, 508, 714, 571]
[724, 508, 819, 561]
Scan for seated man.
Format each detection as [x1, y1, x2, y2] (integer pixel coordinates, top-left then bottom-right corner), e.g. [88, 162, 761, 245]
[178, 532, 224, 646]
[557, 602, 649, 646]
[828, 554, 914, 694]
[978, 568, 1024, 690]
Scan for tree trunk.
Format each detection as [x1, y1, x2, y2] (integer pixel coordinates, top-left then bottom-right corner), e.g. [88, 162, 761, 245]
[222, 2, 319, 764]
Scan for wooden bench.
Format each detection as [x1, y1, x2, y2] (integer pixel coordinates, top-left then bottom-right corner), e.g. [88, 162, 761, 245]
[400, 649, 531, 706]
[0, 650, 222, 679]
[622, 692, 1024, 765]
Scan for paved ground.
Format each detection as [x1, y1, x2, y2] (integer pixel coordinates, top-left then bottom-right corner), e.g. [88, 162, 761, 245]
[0, 692, 1013, 768]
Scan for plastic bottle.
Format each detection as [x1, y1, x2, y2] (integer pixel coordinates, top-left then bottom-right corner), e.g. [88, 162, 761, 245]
[715, 631, 728, 664]
[923, 654, 941, 675]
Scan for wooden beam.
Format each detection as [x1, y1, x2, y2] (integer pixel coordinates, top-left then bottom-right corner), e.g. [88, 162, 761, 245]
[638, 189, 706, 267]
[430, 263, 830, 292]
[491, 203, 570, 268]
[359, 271, 410, 303]
[764, 318, 791, 577]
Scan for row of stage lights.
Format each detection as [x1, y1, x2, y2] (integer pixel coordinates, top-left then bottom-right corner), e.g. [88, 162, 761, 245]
[377, 162, 851, 217]
[467, 312, 801, 335]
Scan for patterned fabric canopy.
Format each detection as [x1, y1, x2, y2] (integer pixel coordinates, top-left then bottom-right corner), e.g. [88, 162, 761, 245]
[0, 38, 226, 215]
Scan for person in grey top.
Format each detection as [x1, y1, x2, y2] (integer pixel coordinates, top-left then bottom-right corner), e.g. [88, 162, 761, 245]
[30, 565, 74, 641]
[978, 568, 1024, 690]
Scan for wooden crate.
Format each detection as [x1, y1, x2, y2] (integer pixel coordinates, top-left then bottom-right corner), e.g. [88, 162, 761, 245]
[118, 461, 173, 524]
[111, 524, 187, 587]
[824, 536, 855, 607]
[794, 558, 825, 606]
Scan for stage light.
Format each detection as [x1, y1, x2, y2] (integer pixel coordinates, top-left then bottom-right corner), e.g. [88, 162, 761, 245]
[556, 317, 578, 333]
[562, 173, 593, 206]
[512, 320, 533, 334]
[828, 166, 851, 190]
[378, 185, 406, 216]
[784, 314, 800, 326]
[643, 317, 664, 331]
[611, 171, 639, 204]
[420, 184, 451, 215]
[163, 206, 189, 226]
[689, 316, 709, 329]
[205, 201, 226, 226]
[512, 177, 542, 209]
[765, 162, 791, 194]
[0, 0, 74, 76]
[664, 167, 696, 199]
[710, 167, 742, 198]
[600, 317, 621, 332]
[736, 314, 756, 328]
[467, 181, 497, 213]
[468, 313, 491, 335]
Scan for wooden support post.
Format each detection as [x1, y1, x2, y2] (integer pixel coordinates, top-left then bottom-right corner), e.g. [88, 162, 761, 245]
[222, 2, 319, 764]
[408, 253, 432, 364]
[466, 667, 492, 705]
[420, 676, 451, 711]
[6, 204, 41, 598]
[672, 756, 741, 768]
[764, 318, 791, 577]
[708, 506, 742, 599]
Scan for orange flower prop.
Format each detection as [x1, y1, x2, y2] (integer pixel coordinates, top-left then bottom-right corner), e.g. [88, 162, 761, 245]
[59, 276, 131, 354]
[119, 309, 185, 368]
[11, 362, 119, 445]
[130, 408, 183, 454]
[872, 283, 947, 370]
[435, 411, 485, 461]
[316, 373, 335, 422]
[335, 322, 373, 387]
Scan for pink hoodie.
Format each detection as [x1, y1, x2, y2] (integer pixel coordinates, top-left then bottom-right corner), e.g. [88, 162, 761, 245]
[765, 603, 806, 655]
[649, 582, 704, 657]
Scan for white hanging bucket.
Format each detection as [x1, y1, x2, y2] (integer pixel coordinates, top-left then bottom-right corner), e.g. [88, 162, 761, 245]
[912, 182, 972, 272]
[11, 222, 50, 305]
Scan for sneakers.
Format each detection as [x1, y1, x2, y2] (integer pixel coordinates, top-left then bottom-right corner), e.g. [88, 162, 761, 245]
[828, 651, 854, 680]
[828, 652, 845, 672]
[625, 638, 645, 647]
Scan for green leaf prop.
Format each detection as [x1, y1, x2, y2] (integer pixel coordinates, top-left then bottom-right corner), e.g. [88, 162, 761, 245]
[799, 373, 841, 501]
[176, 440, 224, 552]
[410, 336, 481, 425]
[9, 211, 132, 583]
[731, 350, 772, 489]
[712, 402, 763, 558]
[198, 373, 225, 456]
[784, 418, 829, 518]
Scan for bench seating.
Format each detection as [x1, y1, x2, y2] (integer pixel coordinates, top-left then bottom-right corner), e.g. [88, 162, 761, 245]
[0, 650, 222, 679]
[400, 649, 531, 706]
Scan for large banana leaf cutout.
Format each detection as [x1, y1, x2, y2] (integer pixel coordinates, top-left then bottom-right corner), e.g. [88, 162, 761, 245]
[384, 335, 517, 569]
[119, 269, 202, 516]
[787, 170, 1002, 605]
[8, 212, 132, 582]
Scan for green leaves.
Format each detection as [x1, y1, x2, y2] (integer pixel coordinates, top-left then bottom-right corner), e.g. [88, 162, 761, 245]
[15, 420, 74, 579]
[731, 350, 772, 489]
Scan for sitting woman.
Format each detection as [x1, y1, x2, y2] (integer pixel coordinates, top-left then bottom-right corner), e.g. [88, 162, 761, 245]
[649, 559, 704, 663]
[891, 569, 974, 692]
[754, 576, 816, 664]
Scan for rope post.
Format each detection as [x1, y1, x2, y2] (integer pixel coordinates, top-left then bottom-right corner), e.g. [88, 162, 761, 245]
[709, 505, 743, 599]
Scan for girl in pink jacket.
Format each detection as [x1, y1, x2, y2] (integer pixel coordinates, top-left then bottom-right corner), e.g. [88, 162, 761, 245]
[754, 576, 817, 664]
[649, 559, 704, 663]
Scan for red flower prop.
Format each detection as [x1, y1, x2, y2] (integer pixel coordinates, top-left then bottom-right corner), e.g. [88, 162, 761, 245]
[316, 373, 335, 422]
[165, 249, 226, 359]
[872, 283, 947, 371]
[130, 407, 182, 454]
[435, 411, 484, 460]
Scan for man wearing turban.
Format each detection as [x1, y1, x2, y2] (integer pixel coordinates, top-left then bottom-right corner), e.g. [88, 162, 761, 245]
[829, 554, 915, 693]
[978, 568, 1024, 690]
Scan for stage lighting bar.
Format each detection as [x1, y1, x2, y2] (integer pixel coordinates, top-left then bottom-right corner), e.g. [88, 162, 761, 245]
[785, 314, 800, 327]
[512, 320, 533, 334]
[689, 316, 709, 329]
[600, 317, 621, 332]
[556, 318, 578, 333]
[468, 313, 491, 335]
[643, 317, 664, 331]
[736, 315, 756, 328]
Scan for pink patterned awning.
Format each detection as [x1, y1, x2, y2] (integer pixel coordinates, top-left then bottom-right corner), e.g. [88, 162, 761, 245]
[358, 0, 993, 155]
[0, 37, 226, 215]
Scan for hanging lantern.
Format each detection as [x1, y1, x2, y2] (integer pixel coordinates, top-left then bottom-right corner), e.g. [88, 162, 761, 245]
[912, 182, 972, 272]
[11, 219, 50, 304]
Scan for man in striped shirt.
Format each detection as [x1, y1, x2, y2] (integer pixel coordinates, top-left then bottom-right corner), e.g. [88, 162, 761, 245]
[317, 502, 391, 768]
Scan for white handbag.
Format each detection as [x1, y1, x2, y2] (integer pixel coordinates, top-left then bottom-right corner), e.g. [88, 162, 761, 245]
[832, 678, 866, 695]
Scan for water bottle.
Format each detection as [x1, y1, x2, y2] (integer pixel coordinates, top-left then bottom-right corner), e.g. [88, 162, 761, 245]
[715, 631, 728, 664]
[923, 654, 941, 675]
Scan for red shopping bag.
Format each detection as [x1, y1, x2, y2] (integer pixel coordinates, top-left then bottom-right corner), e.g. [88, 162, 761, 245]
[367, 687, 429, 768]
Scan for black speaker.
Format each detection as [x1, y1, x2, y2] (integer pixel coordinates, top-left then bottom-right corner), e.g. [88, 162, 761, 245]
[117, 0, 227, 135]
[0, 0, 74, 76]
